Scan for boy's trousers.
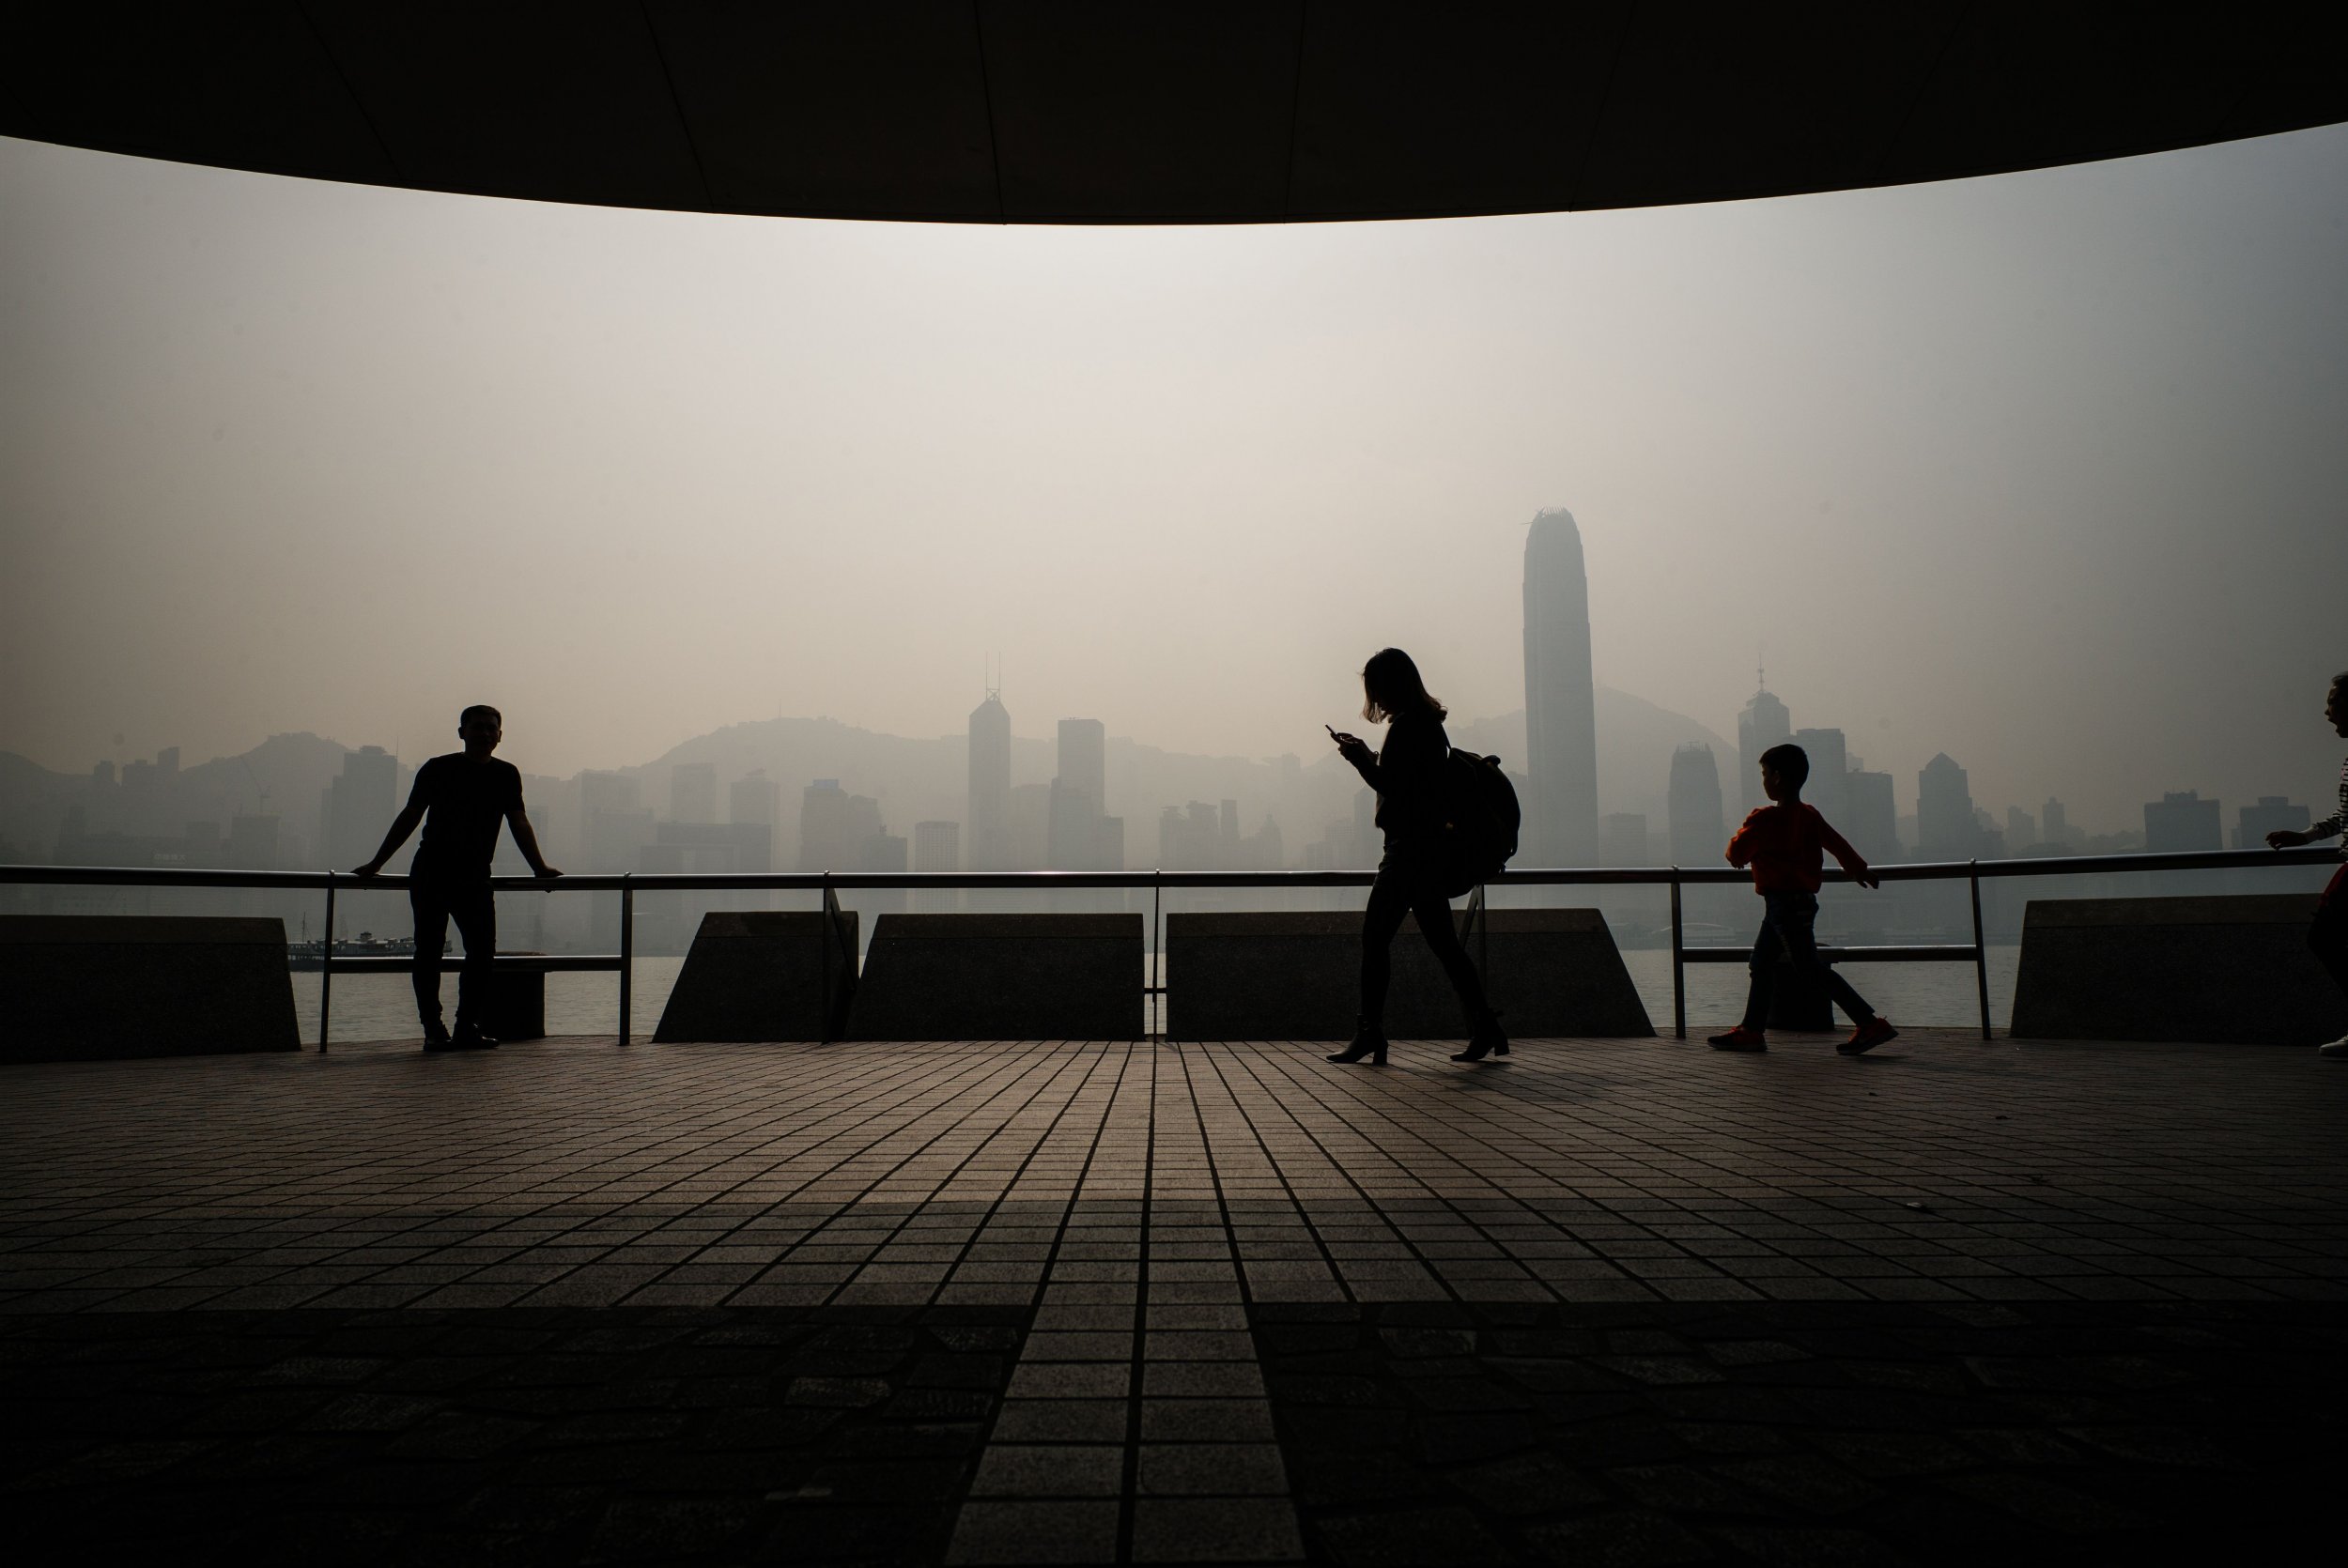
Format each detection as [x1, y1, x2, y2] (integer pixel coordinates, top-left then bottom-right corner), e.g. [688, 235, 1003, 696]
[1740, 891, 1874, 1031]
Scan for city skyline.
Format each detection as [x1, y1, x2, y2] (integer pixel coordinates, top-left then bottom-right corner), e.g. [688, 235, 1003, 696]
[13, 670, 2327, 878]
[7, 128, 2348, 830]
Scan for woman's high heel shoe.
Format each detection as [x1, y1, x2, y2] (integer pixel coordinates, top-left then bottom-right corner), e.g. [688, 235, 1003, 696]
[1450, 1014, 1509, 1063]
[1327, 1022, 1389, 1065]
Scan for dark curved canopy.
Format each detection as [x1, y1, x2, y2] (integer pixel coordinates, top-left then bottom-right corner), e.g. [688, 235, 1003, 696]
[6, 3, 2344, 223]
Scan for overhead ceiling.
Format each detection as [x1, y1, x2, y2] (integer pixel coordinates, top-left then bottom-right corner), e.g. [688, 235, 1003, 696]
[5, 3, 2344, 223]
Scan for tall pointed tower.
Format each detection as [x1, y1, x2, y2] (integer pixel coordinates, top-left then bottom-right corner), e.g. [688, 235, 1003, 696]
[1522, 510, 1599, 866]
[966, 684, 1012, 871]
[1737, 671, 1791, 813]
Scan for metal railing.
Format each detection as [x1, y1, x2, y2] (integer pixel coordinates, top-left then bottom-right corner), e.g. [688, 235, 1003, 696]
[3, 847, 2334, 1045]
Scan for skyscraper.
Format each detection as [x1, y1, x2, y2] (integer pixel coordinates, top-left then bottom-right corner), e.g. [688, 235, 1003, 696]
[1845, 770, 1900, 863]
[913, 820, 961, 873]
[800, 779, 885, 871]
[324, 746, 398, 869]
[1790, 727, 1848, 827]
[1522, 509, 1598, 866]
[1599, 813, 1649, 868]
[730, 770, 780, 829]
[1007, 782, 1051, 869]
[912, 819, 961, 912]
[2005, 806, 2037, 852]
[580, 771, 653, 871]
[1048, 718, 1111, 869]
[1916, 754, 1979, 859]
[2042, 798, 2070, 848]
[1737, 682, 1792, 812]
[670, 762, 717, 824]
[2144, 792, 2220, 853]
[967, 690, 1012, 871]
[1666, 745, 1723, 865]
[2236, 796, 2309, 850]
[1057, 719, 1105, 812]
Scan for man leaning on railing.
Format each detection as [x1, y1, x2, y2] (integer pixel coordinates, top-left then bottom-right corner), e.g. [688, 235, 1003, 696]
[352, 704, 560, 1052]
[2264, 669, 2348, 1058]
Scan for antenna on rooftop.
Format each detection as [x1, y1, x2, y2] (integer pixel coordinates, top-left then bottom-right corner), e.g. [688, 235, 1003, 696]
[1755, 646, 1767, 694]
[985, 653, 1001, 701]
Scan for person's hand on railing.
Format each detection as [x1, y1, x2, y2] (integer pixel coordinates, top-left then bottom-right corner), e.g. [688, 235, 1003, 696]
[2266, 828, 2312, 850]
[349, 860, 383, 879]
[1855, 873, 1881, 890]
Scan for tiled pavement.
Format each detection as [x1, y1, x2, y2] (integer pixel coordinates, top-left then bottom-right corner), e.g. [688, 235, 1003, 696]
[2, 1031, 2345, 1562]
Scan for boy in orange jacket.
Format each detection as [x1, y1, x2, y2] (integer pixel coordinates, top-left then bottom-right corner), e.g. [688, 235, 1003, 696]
[1709, 742, 1899, 1055]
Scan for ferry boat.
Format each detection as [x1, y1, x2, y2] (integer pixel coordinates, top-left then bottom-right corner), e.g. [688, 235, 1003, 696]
[286, 931, 446, 970]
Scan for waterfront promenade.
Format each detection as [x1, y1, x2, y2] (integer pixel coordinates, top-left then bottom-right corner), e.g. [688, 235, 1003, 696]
[4, 1032, 2342, 1563]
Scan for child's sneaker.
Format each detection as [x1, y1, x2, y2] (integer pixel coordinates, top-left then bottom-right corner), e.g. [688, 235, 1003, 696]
[1707, 1026, 1767, 1053]
[1839, 1017, 1899, 1055]
[2319, 1034, 2348, 1058]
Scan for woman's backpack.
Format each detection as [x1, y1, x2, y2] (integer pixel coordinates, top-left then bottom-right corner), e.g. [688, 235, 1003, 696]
[1439, 750, 1522, 896]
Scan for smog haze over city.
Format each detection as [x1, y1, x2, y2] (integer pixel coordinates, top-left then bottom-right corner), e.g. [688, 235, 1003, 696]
[4, 122, 2346, 868]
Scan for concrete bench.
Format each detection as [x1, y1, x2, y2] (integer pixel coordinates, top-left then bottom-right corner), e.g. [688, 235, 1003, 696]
[1166, 908, 1652, 1040]
[2, 915, 300, 1061]
[654, 911, 859, 1042]
[850, 913, 1143, 1041]
[2011, 894, 2346, 1045]
[315, 952, 619, 1041]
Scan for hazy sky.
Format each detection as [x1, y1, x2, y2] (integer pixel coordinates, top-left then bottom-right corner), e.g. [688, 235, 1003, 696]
[5, 126, 2345, 828]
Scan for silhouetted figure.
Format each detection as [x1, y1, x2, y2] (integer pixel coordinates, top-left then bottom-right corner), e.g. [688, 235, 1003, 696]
[2265, 669, 2348, 1056]
[1708, 743, 1896, 1055]
[1326, 649, 1506, 1066]
[353, 705, 559, 1050]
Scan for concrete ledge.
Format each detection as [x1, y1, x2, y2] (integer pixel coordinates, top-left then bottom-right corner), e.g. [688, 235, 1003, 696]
[0, 915, 301, 1061]
[1166, 909, 1652, 1040]
[2010, 894, 2347, 1045]
[849, 914, 1142, 1041]
[654, 911, 859, 1043]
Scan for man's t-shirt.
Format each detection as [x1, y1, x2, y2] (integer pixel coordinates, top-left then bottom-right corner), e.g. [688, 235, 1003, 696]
[409, 754, 522, 882]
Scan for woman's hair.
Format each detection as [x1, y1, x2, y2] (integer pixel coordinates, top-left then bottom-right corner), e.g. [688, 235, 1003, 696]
[1361, 648, 1447, 723]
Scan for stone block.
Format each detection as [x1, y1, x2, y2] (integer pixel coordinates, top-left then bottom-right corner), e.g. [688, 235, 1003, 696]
[1165, 908, 1651, 1040]
[653, 911, 859, 1042]
[2009, 894, 2348, 1045]
[480, 962, 547, 1042]
[849, 914, 1141, 1041]
[0, 915, 300, 1061]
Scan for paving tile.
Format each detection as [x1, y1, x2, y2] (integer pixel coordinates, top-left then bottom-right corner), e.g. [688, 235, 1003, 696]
[1137, 1441, 1290, 1496]
[968, 1443, 1127, 1498]
[945, 1499, 1120, 1564]
[1131, 1496, 1305, 1561]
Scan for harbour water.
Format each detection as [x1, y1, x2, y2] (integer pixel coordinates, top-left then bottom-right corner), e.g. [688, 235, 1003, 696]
[296, 947, 2025, 1046]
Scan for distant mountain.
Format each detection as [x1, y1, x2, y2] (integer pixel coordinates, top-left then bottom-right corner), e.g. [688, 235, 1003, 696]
[0, 731, 355, 864]
[0, 685, 1732, 869]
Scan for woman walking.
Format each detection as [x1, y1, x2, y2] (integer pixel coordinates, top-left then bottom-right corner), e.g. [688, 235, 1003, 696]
[1326, 648, 1508, 1065]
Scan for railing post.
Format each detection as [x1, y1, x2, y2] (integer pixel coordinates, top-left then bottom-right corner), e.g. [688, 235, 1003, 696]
[319, 871, 335, 1053]
[618, 877, 634, 1046]
[820, 872, 835, 1044]
[1151, 869, 1163, 1043]
[1669, 870, 1686, 1041]
[1968, 861, 1991, 1040]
